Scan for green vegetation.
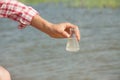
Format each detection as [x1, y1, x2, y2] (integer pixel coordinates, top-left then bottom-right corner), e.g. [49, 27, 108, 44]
[19, 0, 61, 4]
[19, 0, 120, 8]
[68, 0, 120, 8]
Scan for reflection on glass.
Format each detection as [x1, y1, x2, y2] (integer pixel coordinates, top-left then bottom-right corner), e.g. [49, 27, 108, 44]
[66, 28, 80, 52]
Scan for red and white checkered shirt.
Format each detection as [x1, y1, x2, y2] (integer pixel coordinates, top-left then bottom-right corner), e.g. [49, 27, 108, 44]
[0, 0, 38, 29]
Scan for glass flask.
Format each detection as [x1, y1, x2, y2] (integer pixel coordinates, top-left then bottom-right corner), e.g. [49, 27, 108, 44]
[66, 28, 80, 52]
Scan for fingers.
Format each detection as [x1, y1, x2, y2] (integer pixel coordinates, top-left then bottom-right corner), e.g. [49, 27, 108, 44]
[65, 23, 76, 29]
[49, 22, 80, 41]
[61, 31, 70, 38]
[65, 23, 80, 41]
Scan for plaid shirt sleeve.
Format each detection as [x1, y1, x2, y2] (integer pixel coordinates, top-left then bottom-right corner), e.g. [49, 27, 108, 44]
[0, 0, 38, 29]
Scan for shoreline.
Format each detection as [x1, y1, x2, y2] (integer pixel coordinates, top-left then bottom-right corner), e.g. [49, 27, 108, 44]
[19, 0, 120, 9]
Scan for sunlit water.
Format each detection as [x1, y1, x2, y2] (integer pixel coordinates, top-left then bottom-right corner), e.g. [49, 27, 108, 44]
[0, 3, 120, 80]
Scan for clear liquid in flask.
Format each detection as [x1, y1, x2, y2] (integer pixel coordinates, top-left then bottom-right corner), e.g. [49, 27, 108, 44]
[66, 28, 80, 52]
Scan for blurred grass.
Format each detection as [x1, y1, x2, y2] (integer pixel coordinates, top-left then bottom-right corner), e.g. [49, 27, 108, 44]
[19, 0, 61, 4]
[19, 0, 120, 8]
[69, 0, 120, 8]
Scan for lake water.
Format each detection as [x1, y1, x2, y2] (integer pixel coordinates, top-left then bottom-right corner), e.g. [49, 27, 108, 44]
[0, 3, 120, 80]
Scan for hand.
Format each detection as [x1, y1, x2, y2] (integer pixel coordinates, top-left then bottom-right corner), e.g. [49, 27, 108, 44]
[46, 22, 80, 41]
[31, 15, 80, 41]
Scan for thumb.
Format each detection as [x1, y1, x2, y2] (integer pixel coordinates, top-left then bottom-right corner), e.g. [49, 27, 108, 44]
[62, 31, 70, 38]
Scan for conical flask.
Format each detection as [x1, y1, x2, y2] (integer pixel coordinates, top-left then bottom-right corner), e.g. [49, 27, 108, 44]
[66, 28, 80, 52]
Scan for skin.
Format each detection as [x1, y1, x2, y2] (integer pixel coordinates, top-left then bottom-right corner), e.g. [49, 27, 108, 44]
[31, 14, 80, 41]
[0, 66, 11, 80]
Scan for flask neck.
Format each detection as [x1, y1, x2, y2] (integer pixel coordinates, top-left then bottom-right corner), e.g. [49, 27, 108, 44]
[70, 28, 76, 38]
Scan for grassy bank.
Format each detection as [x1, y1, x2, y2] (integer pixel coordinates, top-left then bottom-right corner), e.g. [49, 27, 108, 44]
[68, 0, 120, 8]
[19, 0, 61, 4]
[19, 0, 120, 8]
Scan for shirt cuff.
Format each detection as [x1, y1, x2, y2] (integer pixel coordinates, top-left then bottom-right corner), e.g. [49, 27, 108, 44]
[0, 0, 39, 29]
[18, 6, 38, 29]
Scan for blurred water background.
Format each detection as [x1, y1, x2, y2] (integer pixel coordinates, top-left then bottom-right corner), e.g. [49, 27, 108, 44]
[0, 0, 120, 80]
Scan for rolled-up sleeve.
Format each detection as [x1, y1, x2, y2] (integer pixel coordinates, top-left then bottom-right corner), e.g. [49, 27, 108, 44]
[0, 0, 38, 29]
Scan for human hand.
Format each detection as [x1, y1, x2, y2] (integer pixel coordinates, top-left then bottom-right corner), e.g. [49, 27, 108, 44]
[47, 22, 80, 41]
[31, 15, 80, 41]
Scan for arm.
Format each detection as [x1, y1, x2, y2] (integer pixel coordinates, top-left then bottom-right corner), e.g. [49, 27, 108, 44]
[31, 14, 80, 40]
[0, 0, 80, 41]
[0, 0, 38, 29]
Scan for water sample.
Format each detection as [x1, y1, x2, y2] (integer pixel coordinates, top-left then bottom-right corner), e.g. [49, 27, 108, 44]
[66, 28, 80, 52]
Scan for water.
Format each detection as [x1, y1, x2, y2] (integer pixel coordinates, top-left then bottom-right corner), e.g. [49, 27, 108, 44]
[0, 3, 120, 80]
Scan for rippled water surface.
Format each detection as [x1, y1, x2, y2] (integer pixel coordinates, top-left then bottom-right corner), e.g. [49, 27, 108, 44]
[0, 3, 120, 80]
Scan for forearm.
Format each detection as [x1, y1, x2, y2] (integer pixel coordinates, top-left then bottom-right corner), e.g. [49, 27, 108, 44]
[31, 14, 53, 34]
[30, 14, 80, 40]
[0, 0, 80, 40]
